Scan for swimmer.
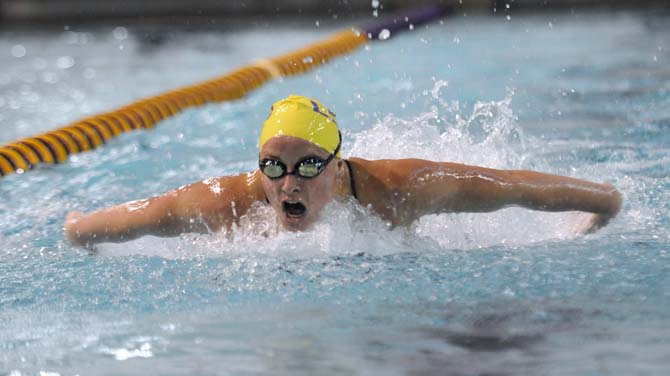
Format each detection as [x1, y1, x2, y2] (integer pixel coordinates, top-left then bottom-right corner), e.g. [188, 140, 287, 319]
[64, 94, 622, 247]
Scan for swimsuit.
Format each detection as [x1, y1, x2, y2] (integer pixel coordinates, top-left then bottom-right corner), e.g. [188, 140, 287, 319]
[344, 159, 358, 200]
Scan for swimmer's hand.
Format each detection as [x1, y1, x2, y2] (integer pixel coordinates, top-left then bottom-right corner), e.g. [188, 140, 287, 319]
[64, 211, 96, 250]
[573, 183, 622, 235]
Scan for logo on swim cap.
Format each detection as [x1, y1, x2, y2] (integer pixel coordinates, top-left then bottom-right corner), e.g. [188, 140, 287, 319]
[259, 94, 341, 158]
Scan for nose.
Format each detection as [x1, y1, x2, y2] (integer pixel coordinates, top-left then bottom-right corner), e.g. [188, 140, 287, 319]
[281, 173, 301, 194]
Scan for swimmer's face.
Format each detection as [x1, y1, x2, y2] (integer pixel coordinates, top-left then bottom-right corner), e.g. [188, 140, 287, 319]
[260, 136, 339, 231]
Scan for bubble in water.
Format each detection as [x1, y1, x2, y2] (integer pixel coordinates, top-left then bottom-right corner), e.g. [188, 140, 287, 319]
[83, 68, 96, 79]
[113, 26, 129, 41]
[11, 45, 26, 58]
[32, 58, 47, 70]
[64, 31, 78, 44]
[41, 72, 58, 84]
[56, 56, 75, 69]
[378, 29, 391, 40]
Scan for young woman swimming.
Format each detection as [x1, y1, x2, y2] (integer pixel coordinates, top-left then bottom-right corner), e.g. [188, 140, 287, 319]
[64, 94, 622, 247]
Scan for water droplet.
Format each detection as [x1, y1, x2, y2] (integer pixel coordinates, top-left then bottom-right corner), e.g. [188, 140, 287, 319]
[11, 45, 26, 58]
[452, 36, 460, 44]
[506, 15, 511, 21]
[41, 72, 58, 84]
[371, 0, 380, 8]
[315, 20, 320, 27]
[64, 31, 78, 44]
[372, 9, 378, 17]
[56, 56, 75, 69]
[113, 26, 128, 40]
[409, 24, 414, 30]
[83, 68, 96, 79]
[302, 56, 313, 64]
[506, 3, 510, 8]
[32, 58, 47, 70]
[548, 21, 554, 29]
[378, 29, 391, 40]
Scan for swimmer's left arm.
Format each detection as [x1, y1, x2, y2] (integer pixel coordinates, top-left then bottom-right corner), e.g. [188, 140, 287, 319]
[389, 159, 621, 232]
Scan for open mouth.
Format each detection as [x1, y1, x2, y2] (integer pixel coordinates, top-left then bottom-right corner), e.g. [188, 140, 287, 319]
[282, 201, 307, 218]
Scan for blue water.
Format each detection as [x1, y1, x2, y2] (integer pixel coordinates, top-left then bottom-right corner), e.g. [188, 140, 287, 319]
[1, 10, 670, 375]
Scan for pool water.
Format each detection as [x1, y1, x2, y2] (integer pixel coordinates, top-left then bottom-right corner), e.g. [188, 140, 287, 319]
[1, 10, 670, 375]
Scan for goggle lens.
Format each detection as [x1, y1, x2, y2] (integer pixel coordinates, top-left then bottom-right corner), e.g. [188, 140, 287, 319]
[297, 160, 321, 177]
[261, 162, 285, 178]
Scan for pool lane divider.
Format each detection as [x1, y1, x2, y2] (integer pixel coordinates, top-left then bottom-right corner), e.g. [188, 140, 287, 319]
[0, 4, 452, 180]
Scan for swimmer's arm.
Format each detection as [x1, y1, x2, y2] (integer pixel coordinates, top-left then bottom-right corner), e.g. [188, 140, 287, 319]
[64, 173, 264, 246]
[395, 160, 621, 231]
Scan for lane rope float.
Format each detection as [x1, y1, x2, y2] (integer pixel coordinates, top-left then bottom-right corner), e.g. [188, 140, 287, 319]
[0, 4, 451, 179]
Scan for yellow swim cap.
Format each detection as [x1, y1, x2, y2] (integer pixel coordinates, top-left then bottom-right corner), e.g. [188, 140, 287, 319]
[259, 94, 341, 158]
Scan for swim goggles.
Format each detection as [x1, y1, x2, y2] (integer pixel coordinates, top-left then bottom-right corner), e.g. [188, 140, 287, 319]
[259, 133, 341, 180]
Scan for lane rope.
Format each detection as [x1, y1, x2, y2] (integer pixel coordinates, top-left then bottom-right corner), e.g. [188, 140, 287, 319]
[0, 4, 451, 180]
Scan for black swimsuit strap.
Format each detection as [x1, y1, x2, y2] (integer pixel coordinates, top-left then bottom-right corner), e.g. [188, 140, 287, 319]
[344, 159, 358, 200]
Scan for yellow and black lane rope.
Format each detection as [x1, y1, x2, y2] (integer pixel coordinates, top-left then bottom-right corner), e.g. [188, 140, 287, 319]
[0, 4, 451, 179]
[0, 28, 367, 178]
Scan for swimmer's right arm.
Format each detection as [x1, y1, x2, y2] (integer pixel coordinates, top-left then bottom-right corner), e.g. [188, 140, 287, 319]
[352, 158, 621, 231]
[64, 172, 265, 247]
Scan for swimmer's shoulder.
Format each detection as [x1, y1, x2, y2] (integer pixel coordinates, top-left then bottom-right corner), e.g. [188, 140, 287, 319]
[346, 157, 440, 213]
[197, 170, 266, 204]
[173, 171, 266, 226]
[347, 157, 465, 225]
[347, 157, 451, 187]
[347, 156, 470, 198]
